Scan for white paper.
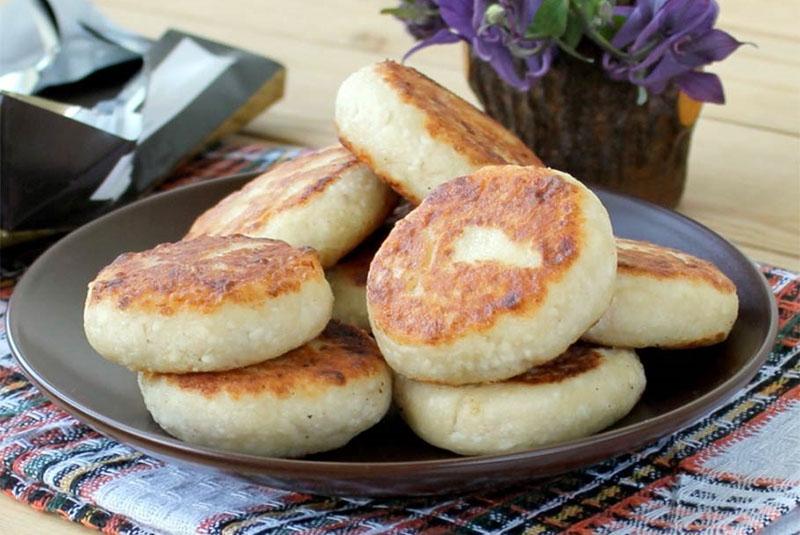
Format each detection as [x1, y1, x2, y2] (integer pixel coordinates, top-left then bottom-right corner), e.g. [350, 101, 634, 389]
[139, 38, 234, 141]
[89, 153, 133, 201]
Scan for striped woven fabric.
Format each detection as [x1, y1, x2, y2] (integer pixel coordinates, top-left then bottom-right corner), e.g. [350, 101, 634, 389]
[1, 141, 798, 533]
[158, 141, 305, 191]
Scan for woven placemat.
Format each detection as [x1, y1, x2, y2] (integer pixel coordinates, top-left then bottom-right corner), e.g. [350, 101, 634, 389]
[1, 140, 798, 534]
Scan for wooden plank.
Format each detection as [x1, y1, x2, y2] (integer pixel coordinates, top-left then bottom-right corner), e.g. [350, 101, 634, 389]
[706, 31, 800, 135]
[718, 0, 800, 42]
[737, 246, 799, 272]
[0, 494, 87, 534]
[679, 121, 800, 267]
[1, 5, 797, 531]
[95, 0, 800, 134]
[91, 0, 798, 265]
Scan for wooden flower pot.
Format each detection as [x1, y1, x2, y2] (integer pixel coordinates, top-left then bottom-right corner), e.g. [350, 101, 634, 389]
[467, 51, 701, 208]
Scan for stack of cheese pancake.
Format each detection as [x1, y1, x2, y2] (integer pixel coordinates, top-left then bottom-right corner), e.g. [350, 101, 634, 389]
[84, 60, 739, 458]
[84, 150, 396, 458]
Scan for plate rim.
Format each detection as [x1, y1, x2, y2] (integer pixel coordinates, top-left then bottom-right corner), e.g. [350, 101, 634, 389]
[5, 176, 779, 475]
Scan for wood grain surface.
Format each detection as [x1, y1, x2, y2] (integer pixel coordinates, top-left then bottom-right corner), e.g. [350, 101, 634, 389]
[2, 0, 798, 532]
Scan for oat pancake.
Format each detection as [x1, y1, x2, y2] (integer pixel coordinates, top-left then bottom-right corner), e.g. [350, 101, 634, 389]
[394, 346, 645, 455]
[84, 235, 332, 372]
[185, 145, 397, 267]
[335, 61, 542, 204]
[367, 165, 617, 384]
[326, 228, 387, 331]
[583, 238, 739, 348]
[139, 321, 392, 458]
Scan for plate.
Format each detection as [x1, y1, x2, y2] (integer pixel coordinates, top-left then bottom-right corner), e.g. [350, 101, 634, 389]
[6, 175, 777, 496]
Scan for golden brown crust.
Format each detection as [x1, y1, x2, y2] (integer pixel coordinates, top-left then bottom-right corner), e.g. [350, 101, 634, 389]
[368, 166, 585, 344]
[185, 145, 361, 239]
[375, 61, 542, 169]
[88, 235, 322, 314]
[508, 345, 602, 385]
[148, 322, 386, 399]
[616, 238, 736, 293]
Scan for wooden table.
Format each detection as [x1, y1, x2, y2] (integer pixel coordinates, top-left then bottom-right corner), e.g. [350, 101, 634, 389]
[3, 1, 799, 532]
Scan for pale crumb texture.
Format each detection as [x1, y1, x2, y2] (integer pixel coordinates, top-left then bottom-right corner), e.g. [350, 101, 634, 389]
[583, 273, 738, 348]
[327, 269, 370, 331]
[368, 169, 617, 385]
[139, 366, 392, 458]
[85, 276, 333, 373]
[394, 348, 645, 455]
[186, 146, 396, 267]
[335, 64, 490, 203]
[249, 164, 395, 267]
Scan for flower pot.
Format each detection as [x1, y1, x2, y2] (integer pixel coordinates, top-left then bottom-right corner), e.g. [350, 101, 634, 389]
[466, 51, 701, 208]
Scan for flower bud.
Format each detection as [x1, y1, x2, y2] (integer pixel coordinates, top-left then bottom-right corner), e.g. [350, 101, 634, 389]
[485, 4, 506, 25]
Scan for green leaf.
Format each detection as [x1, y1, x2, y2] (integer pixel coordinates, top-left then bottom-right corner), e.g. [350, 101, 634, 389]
[563, 10, 584, 49]
[525, 0, 569, 39]
[572, 0, 603, 21]
[597, 14, 627, 40]
[380, 2, 437, 21]
[381, 6, 410, 17]
[583, 0, 602, 21]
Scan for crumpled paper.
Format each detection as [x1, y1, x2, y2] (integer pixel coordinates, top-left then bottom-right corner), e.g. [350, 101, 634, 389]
[0, 0, 284, 244]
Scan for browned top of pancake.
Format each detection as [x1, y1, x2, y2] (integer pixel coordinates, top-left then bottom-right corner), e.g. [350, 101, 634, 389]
[367, 166, 585, 344]
[185, 145, 361, 239]
[509, 345, 602, 385]
[375, 61, 542, 169]
[148, 322, 387, 399]
[88, 235, 322, 314]
[617, 238, 735, 293]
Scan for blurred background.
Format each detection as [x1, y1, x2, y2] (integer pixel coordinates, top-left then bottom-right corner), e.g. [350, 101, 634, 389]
[87, 0, 798, 266]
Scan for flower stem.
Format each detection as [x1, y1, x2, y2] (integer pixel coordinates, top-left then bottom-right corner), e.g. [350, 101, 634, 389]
[555, 38, 594, 62]
[571, 3, 631, 60]
[631, 38, 660, 61]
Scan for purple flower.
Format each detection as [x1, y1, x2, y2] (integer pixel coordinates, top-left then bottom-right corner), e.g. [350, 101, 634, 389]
[602, 0, 743, 103]
[387, 0, 744, 102]
[406, 0, 558, 91]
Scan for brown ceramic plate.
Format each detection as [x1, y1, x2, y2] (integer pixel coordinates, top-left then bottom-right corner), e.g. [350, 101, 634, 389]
[6, 175, 777, 497]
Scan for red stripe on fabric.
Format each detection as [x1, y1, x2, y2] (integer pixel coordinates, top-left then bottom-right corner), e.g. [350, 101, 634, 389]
[0, 367, 19, 383]
[680, 385, 800, 487]
[2, 468, 136, 534]
[0, 405, 83, 439]
[567, 476, 676, 533]
[567, 473, 782, 533]
[9, 431, 99, 475]
[76, 457, 155, 499]
[303, 509, 399, 534]
[370, 494, 507, 534]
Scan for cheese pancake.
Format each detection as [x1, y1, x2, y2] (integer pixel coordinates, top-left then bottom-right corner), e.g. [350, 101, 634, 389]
[335, 61, 542, 204]
[84, 235, 332, 372]
[583, 238, 738, 348]
[186, 145, 397, 267]
[394, 346, 645, 455]
[140, 321, 392, 458]
[367, 166, 616, 384]
[326, 228, 387, 331]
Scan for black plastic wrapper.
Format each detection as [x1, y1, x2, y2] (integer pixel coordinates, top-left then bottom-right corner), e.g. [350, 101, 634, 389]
[0, 1, 285, 246]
